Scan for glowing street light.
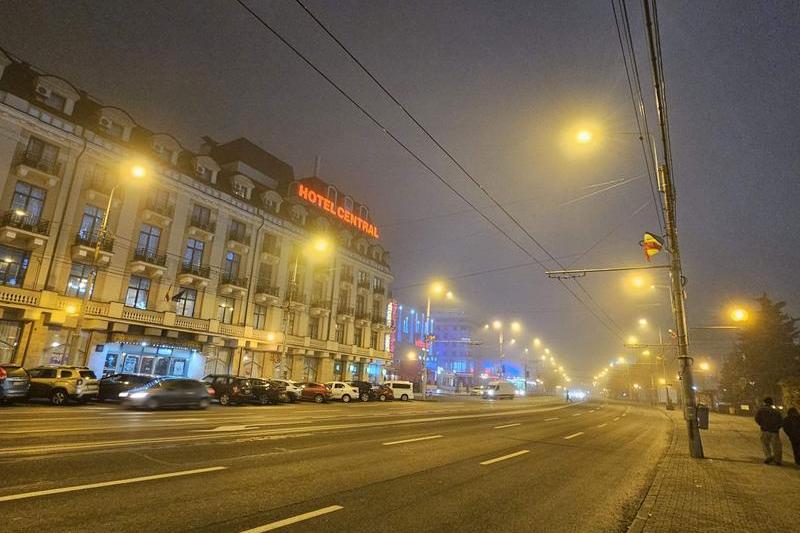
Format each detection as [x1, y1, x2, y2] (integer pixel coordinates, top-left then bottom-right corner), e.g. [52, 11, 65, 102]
[699, 361, 710, 371]
[627, 335, 639, 345]
[576, 130, 592, 144]
[730, 308, 749, 323]
[510, 321, 521, 333]
[533, 338, 541, 347]
[492, 320, 502, 330]
[544, 348, 551, 354]
[638, 318, 648, 327]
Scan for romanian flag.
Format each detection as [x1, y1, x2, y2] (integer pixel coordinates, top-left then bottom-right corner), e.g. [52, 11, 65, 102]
[642, 232, 664, 262]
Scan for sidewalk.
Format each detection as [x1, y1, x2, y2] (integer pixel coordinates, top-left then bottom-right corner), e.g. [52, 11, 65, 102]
[630, 409, 798, 532]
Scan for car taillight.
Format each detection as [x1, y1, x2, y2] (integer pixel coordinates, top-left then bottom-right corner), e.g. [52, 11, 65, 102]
[207, 387, 215, 395]
[0, 367, 6, 379]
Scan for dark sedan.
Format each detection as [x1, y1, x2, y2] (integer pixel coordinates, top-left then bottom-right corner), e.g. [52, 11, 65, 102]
[98, 373, 155, 401]
[0, 364, 30, 403]
[120, 378, 213, 410]
[203, 374, 284, 405]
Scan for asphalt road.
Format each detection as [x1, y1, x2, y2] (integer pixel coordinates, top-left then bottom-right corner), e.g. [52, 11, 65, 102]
[0, 397, 672, 533]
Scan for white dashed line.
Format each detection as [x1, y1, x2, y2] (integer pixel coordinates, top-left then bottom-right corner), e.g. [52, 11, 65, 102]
[596, 423, 608, 428]
[544, 417, 559, 421]
[572, 413, 583, 417]
[480, 450, 530, 465]
[563, 432, 584, 440]
[382, 435, 443, 446]
[614, 417, 621, 421]
[240, 505, 344, 532]
[493, 423, 521, 429]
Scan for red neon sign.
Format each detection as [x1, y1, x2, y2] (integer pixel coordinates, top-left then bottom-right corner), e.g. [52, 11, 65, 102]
[297, 183, 380, 238]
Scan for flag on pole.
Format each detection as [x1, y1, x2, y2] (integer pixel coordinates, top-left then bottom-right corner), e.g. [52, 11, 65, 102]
[641, 232, 664, 262]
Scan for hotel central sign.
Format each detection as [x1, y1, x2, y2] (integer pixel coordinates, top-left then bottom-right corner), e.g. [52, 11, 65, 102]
[297, 183, 380, 238]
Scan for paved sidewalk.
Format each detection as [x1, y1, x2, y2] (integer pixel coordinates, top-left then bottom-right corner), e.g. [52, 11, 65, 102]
[629, 409, 798, 532]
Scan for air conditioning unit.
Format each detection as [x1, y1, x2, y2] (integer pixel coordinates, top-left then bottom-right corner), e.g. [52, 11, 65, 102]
[35, 85, 51, 98]
[99, 117, 112, 129]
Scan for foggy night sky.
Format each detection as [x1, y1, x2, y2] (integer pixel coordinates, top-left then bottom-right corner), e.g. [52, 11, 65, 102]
[1, 0, 798, 379]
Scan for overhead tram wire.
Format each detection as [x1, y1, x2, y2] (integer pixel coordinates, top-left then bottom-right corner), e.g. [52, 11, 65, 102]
[287, 0, 627, 339]
[611, 0, 666, 236]
[235, 0, 625, 340]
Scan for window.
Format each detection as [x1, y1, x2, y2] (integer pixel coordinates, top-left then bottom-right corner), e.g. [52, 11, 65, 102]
[335, 322, 345, 344]
[125, 276, 150, 309]
[191, 204, 211, 226]
[286, 311, 296, 335]
[196, 165, 213, 180]
[0, 320, 23, 364]
[39, 90, 67, 112]
[303, 357, 318, 381]
[344, 196, 354, 212]
[175, 287, 197, 317]
[100, 117, 125, 139]
[353, 327, 363, 347]
[28, 368, 57, 378]
[136, 224, 161, 255]
[356, 295, 367, 315]
[357, 271, 368, 284]
[327, 185, 338, 204]
[259, 263, 274, 284]
[372, 277, 384, 291]
[0, 246, 30, 287]
[23, 136, 59, 171]
[183, 239, 204, 268]
[65, 263, 94, 297]
[10, 181, 46, 222]
[153, 143, 174, 162]
[223, 251, 241, 280]
[371, 330, 380, 350]
[359, 205, 369, 220]
[150, 189, 170, 211]
[308, 318, 320, 339]
[232, 181, 247, 198]
[253, 304, 267, 329]
[79, 205, 105, 240]
[229, 219, 246, 242]
[218, 296, 235, 324]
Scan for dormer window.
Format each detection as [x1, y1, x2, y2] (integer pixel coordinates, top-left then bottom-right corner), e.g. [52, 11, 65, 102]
[232, 181, 248, 199]
[153, 143, 174, 163]
[327, 185, 338, 204]
[196, 165, 213, 180]
[344, 196, 354, 212]
[99, 117, 125, 139]
[231, 175, 254, 200]
[359, 205, 369, 220]
[35, 87, 66, 112]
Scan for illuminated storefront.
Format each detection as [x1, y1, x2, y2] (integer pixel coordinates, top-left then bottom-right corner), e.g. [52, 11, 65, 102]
[87, 336, 206, 379]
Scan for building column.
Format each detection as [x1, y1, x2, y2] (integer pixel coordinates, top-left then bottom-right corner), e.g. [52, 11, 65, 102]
[317, 353, 334, 383]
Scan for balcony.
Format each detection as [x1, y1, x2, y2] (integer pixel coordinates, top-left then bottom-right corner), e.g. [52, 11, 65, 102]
[337, 305, 355, 321]
[355, 309, 371, 325]
[372, 285, 385, 296]
[178, 262, 211, 287]
[129, 248, 167, 278]
[84, 175, 115, 201]
[0, 211, 50, 248]
[141, 198, 174, 226]
[72, 233, 114, 264]
[372, 312, 387, 326]
[357, 279, 371, 291]
[260, 242, 281, 265]
[339, 273, 354, 288]
[254, 281, 280, 305]
[13, 152, 63, 187]
[227, 230, 250, 254]
[187, 217, 216, 240]
[218, 273, 248, 296]
[309, 299, 331, 317]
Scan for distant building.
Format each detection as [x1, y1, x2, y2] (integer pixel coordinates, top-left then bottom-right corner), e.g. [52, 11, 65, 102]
[430, 310, 478, 389]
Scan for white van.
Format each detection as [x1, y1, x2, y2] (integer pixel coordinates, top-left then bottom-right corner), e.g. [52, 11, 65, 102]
[383, 381, 414, 401]
[483, 381, 515, 399]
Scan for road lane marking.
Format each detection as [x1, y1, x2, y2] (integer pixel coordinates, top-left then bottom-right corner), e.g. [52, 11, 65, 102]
[493, 423, 521, 429]
[572, 413, 583, 417]
[589, 409, 596, 412]
[0, 467, 226, 502]
[382, 435, 443, 446]
[563, 432, 584, 440]
[544, 417, 559, 421]
[622, 413, 627, 417]
[596, 423, 608, 428]
[480, 450, 530, 465]
[614, 417, 621, 421]
[240, 505, 343, 532]
[193, 425, 260, 433]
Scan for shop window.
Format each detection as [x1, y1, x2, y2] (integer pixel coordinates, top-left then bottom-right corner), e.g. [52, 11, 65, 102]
[204, 348, 231, 376]
[125, 276, 150, 309]
[303, 357, 318, 381]
[0, 320, 23, 364]
[217, 296, 235, 324]
[11, 181, 46, 223]
[65, 263, 94, 297]
[253, 304, 267, 330]
[243, 351, 266, 378]
[0, 246, 30, 287]
[175, 287, 197, 317]
[349, 362, 362, 380]
[154, 357, 169, 375]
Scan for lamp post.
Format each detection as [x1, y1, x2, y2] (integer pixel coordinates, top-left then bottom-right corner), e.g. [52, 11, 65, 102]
[67, 163, 147, 366]
[422, 282, 453, 399]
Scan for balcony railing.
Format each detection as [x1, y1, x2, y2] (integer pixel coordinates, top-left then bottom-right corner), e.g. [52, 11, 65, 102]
[86, 175, 114, 195]
[310, 299, 331, 309]
[227, 230, 250, 245]
[357, 280, 371, 290]
[74, 232, 114, 252]
[1, 211, 50, 235]
[355, 309, 371, 321]
[13, 151, 62, 176]
[144, 198, 174, 218]
[338, 305, 355, 317]
[220, 273, 248, 287]
[132, 247, 167, 266]
[255, 282, 280, 297]
[189, 217, 215, 234]
[372, 312, 386, 324]
[179, 262, 211, 278]
[372, 285, 385, 295]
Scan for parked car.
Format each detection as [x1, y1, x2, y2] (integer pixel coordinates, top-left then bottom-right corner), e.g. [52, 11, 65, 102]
[27, 366, 99, 405]
[483, 381, 516, 399]
[296, 382, 330, 403]
[348, 380, 375, 402]
[372, 383, 394, 402]
[0, 364, 30, 403]
[120, 378, 213, 410]
[325, 381, 360, 403]
[469, 386, 486, 396]
[270, 378, 301, 403]
[383, 380, 414, 401]
[203, 374, 284, 405]
[98, 373, 155, 401]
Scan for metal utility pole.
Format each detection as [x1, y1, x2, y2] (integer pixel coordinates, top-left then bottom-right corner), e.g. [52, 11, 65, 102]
[643, 0, 703, 458]
[278, 253, 300, 380]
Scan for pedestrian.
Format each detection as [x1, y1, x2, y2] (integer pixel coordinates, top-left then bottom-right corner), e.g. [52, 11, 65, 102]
[754, 397, 783, 465]
[782, 407, 800, 466]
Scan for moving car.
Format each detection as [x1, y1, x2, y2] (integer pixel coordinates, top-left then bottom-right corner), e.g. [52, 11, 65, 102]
[383, 380, 414, 401]
[27, 366, 99, 405]
[270, 378, 301, 403]
[203, 374, 284, 405]
[483, 381, 516, 399]
[348, 380, 375, 402]
[98, 373, 154, 401]
[296, 382, 330, 403]
[469, 386, 486, 396]
[325, 381, 360, 403]
[120, 378, 213, 410]
[0, 364, 30, 403]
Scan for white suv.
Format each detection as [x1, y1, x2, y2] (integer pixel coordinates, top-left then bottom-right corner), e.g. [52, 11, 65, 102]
[324, 381, 360, 403]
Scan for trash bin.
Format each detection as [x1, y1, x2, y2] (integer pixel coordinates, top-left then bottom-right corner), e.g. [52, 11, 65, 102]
[697, 404, 709, 429]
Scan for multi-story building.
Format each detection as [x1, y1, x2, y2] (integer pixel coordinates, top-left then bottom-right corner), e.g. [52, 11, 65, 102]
[0, 50, 393, 383]
[430, 310, 477, 389]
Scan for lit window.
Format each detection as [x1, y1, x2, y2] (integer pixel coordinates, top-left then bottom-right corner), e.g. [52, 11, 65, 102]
[125, 276, 150, 309]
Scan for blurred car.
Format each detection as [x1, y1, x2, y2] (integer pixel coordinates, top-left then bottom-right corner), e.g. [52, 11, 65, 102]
[296, 382, 330, 403]
[0, 364, 30, 403]
[483, 381, 515, 400]
[325, 381, 360, 403]
[120, 378, 213, 410]
[383, 381, 414, 401]
[469, 386, 486, 397]
[98, 373, 154, 401]
[348, 380, 375, 402]
[371, 384, 394, 402]
[270, 378, 301, 403]
[203, 374, 283, 405]
[27, 366, 99, 405]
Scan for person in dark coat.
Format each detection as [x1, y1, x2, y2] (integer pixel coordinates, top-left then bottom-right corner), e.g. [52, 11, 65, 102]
[754, 397, 783, 465]
[782, 407, 800, 466]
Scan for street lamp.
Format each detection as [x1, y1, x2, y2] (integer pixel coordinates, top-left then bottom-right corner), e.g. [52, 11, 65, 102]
[730, 308, 749, 323]
[422, 282, 454, 398]
[638, 318, 648, 327]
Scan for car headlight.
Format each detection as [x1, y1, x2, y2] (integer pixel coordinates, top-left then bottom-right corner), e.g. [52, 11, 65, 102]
[487, 390, 495, 396]
[118, 391, 129, 398]
[130, 391, 149, 399]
